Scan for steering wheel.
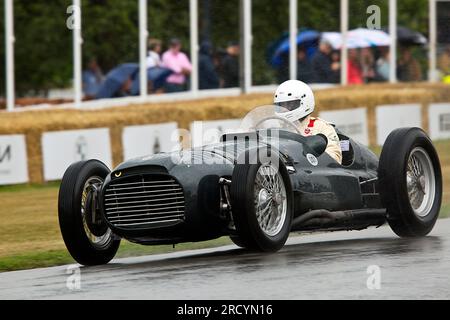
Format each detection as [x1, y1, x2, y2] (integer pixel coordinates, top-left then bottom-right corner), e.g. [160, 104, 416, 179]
[253, 116, 301, 134]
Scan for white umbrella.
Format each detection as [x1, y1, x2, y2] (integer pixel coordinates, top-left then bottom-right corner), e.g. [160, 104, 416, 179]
[321, 28, 391, 49]
[321, 32, 367, 49]
[349, 28, 391, 47]
[321, 32, 342, 50]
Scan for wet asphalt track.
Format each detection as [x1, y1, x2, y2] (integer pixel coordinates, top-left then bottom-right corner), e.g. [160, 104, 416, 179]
[1, 219, 450, 300]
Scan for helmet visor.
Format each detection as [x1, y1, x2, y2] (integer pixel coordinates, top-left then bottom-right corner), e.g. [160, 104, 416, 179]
[275, 100, 301, 112]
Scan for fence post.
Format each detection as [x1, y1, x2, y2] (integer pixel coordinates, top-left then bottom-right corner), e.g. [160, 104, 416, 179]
[429, 0, 437, 82]
[73, 0, 82, 108]
[340, 0, 348, 86]
[139, 0, 148, 98]
[5, 0, 15, 111]
[240, 0, 252, 93]
[289, 0, 298, 81]
[389, 0, 397, 83]
[190, 0, 199, 94]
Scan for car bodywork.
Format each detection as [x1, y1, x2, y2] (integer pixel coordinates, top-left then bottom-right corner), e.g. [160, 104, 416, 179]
[99, 127, 386, 246]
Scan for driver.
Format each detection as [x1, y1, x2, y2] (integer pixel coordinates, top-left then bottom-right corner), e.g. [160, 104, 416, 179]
[274, 80, 342, 164]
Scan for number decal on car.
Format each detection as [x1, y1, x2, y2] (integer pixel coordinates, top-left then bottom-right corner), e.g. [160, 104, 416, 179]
[306, 153, 319, 166]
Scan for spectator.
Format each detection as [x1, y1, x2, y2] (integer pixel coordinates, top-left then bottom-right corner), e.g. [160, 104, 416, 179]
[96, 63, 138, 99]
[82, 58, 104, 99]
[147, 39, 162, 68]
[376, 47, 390, 81]
[276, 52, 290, 84]
[222, 42, 240, 88]
[438, 45, 450, 78]
[311, 39, 339, 83]
[397, 47, 422, 82]
[144, 39, 173, 93]
[330, 51, 341, 83]
[348, 49, 363, 85]
[199, 41, 220, 90]
[297, 47, 314, 83]
[361, 47, 376, 83]
[162, 38, 193, 92]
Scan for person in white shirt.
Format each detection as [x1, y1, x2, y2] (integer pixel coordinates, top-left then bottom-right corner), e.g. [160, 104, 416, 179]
[145, 39, 174, 93]
[146, 39, 162, 68]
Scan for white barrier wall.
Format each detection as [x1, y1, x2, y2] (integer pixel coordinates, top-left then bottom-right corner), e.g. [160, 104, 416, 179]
[319, 107, 369, 145]
[2, 102, 447, 186]
[0, 135, 29, 185]
[429, 103, 450, 140]
[42, 128, 113, 181]
[376, 104, 422, 145]
[122, 122, 179, 160]
[190, 119, 242, 147]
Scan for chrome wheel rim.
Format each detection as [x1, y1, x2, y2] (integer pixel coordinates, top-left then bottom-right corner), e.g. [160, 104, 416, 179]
[81, 176, 113, 249]
[254, 164, 287, 237]
[406, 147, 436, 218]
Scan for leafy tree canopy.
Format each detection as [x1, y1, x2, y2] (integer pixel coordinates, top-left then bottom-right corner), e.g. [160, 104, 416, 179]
[0, 0, 429, 95]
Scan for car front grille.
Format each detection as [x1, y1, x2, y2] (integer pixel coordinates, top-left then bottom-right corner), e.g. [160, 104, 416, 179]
[103, 174, 185, 229]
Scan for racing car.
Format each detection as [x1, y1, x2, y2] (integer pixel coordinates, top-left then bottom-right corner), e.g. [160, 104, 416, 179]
[58, 106, 442, 266]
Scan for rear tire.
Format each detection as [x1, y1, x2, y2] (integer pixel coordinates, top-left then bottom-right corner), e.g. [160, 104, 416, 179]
[58, 160, 120, 266]
[378, 128, 442, 237]
[230, 149, 293, 252]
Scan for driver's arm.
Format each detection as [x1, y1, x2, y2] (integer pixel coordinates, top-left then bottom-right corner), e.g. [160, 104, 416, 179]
[318, 121, 343, 164]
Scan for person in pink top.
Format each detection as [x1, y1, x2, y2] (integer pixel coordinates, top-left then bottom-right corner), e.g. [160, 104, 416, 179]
[162, 38, 193, 92]
[347, 48, 363, 85]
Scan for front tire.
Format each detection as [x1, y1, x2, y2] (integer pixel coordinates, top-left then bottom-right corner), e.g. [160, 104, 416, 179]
[230, 150, 293, 252]
[378, 128, 442, 237]
[229, 235, 250, 249]
[58, 160, 120, 266]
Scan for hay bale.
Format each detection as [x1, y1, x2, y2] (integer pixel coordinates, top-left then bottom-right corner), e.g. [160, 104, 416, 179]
[0, 83, 449, 184]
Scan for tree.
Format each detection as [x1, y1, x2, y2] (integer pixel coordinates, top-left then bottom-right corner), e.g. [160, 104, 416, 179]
[1, 0, 72, 96]
[0, 0, 431, 97]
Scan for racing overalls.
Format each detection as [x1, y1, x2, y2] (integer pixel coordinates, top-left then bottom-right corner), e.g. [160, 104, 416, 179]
[297, 116, 343, 164]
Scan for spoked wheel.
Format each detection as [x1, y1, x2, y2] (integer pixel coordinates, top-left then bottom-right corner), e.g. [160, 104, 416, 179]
[406, 147, 436, 219]
[378, 128, 442, 237]
[81, 176, 113, 249]
[59, 160, 120, 266]
[254, 164, 288, 237]
[230, 149, 293, 252]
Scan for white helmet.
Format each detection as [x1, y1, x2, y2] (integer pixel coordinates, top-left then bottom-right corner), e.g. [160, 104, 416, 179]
[274, 80, 315, 122]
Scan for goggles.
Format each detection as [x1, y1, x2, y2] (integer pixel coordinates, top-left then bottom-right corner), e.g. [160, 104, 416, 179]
[275, 99, 301, 112]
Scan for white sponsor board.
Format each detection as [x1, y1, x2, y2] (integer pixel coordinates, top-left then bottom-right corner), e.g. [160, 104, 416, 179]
[190, 119, 242, 147]
[376, 104, 422, 145]
[429, 103, 450, 140]
[122, 122, 179, 160]
[0, 135, 29, 185]
[319, 107, 369, 145]
[42, 128, 112, 181]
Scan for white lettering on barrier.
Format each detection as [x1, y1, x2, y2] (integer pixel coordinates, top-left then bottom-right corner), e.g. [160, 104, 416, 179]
[0, 135, 29, 185]
[319, 107, 369, 145]
[190, 119, 242, 148]
[376, 104, 422, 145]
[429, 103, 450, 140]
[122, 122, 179, 160]
[42, 128, 112, 181]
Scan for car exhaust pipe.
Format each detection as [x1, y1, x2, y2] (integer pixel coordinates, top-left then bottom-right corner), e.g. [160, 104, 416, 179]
[292, 209, 387, 231]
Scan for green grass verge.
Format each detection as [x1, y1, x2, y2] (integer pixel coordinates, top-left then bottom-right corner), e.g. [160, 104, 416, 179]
[0, 181, 60, 193]
[0, 238, 232, 272]
[440, 203, 450, 219]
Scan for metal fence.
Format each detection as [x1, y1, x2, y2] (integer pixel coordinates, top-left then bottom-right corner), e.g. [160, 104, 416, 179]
[2, 0, 445, 112]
